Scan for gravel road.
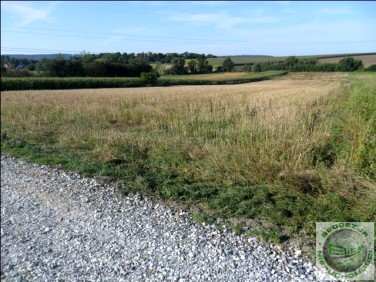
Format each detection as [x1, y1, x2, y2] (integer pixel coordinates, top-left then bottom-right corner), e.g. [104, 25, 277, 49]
[1, 154, 328, 281]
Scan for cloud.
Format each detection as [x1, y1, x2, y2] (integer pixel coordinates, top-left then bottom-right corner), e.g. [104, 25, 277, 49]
[169, 12, 278, 31]
[2, 1, 61, 27]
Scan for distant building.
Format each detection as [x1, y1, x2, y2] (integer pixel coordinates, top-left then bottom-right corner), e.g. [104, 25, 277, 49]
[3, 63, 14, 69]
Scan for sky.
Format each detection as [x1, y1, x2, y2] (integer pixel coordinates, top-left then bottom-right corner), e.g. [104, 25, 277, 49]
[1, 1, 375, 56]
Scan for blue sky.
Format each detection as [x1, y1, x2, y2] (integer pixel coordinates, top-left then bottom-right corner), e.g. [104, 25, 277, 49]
[1, 1, 375, 56]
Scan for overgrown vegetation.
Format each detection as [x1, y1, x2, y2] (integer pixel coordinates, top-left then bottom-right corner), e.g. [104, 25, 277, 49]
[1, 73, 375, 247]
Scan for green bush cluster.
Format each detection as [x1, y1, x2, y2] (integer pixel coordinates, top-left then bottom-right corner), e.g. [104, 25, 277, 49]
[140, 71, 160, 86]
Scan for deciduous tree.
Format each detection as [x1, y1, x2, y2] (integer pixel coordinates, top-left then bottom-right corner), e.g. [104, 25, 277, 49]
[222, 57, 235, 72]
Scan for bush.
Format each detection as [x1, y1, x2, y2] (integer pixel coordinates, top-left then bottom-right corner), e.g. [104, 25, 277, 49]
[253, 63, 262, 72]
[222, 57, 235, 72]
[337, 57, 363, 71]
[216, 66, 223, 73]
[366, 64, 376, 71]
[140, 71, 160, 86]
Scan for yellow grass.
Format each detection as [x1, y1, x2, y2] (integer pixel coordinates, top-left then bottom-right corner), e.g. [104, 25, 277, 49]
[1, 72, 347, 177]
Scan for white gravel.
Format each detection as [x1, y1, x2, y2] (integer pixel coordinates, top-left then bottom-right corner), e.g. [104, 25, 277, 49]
[1, 154, 329, 281]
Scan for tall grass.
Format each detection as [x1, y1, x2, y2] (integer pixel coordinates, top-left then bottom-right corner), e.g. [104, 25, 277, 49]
[1, 72, 375, 245]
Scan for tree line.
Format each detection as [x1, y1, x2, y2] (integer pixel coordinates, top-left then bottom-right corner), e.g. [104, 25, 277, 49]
[243, 56, 374, 72]
[1, 52, 217, 77]
[167, 54, 213, 74]
[167, 56, 236, 74]
[1, 52, 217, 69]
[2, 53, 375, 78]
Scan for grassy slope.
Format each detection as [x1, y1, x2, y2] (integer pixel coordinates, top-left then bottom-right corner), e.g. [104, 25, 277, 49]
[1, 72, 375, 251]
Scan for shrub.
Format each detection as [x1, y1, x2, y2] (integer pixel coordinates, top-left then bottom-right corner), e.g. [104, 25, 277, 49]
[222, 57, 235, 72]
[366, 64, 376, 71]
[337, 57, 363, 71]
[140, 71, 160, 86]
[253, 63, 262, 72]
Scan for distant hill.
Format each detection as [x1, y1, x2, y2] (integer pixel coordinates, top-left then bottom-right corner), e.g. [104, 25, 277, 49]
[2, 54, 78, 60]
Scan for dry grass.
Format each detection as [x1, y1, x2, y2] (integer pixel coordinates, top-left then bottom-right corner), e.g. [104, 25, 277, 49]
[0, 73, 347, 175]
[2, 72, 375, 243]
[318, 54, 376, 67]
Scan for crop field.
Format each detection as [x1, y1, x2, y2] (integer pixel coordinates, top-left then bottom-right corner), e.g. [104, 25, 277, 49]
[0, 71, 287, 91]
[0, 77, 142, 91]
[318, 54, 376, 67]
[1, 72, 375, 247]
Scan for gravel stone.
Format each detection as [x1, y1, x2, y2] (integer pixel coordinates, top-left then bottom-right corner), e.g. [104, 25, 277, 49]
[1, 154, 331, 281]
